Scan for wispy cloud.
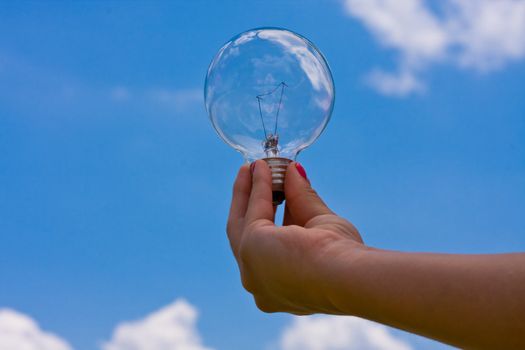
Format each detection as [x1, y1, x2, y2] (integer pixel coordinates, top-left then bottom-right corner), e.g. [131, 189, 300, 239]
[343, 0, 525, 96]
[109, 85, 202, 108]
[0, 308, 72, 350]
[366, 68, 425, 97]
[279, 315, 412, 350]
[110, 86, 131, 102]
[107, 86, 203, 114]
[0, 51, 202, 117]
[147, 88, 203, 112]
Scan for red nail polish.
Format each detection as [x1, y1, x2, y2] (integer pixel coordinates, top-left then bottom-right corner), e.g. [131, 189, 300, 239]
[250, 161, 256, 174]
[295, 162, 307, 180]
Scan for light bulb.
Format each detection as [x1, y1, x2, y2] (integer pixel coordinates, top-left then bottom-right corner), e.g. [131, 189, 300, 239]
[204, 27, 335, 205]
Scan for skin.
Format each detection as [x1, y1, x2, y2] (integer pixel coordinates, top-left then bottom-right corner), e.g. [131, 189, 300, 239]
[227, 160, 525, 349]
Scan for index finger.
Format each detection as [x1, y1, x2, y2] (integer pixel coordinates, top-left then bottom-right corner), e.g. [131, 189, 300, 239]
[244, 160, 275, 228]
[227, 164, 251, 255]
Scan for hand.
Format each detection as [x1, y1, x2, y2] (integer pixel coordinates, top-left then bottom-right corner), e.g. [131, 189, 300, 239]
[227, 161, 525, 349]
[227, 160, 365, 315]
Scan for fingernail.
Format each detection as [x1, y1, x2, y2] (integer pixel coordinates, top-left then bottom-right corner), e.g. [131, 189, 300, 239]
[295, 162, 307, 180]
[250, 161, 256, 175]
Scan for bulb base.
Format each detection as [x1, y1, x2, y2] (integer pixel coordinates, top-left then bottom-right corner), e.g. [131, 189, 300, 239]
[262, 157, 292, 206]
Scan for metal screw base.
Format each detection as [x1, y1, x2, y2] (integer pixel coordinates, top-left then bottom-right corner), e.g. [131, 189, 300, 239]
[262, 157, 292, 206]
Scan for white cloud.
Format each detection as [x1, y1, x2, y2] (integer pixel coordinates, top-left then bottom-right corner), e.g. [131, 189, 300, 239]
[344, 0, 448, 61]
[343, 0, 525, 96]
[102, 299, 212, 350]
[366, 68, 424, 97]
[450, 0, 525, 70]
[0, 308, 72, 350]
[279, 315, 412, 350]
[0, 302, 424, 350]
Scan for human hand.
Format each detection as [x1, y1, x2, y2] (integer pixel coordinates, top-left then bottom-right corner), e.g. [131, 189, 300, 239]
[227, 161, 525, 349]
[227, 160, 365, 315]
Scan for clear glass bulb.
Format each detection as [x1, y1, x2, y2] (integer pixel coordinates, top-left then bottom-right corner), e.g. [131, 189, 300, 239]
[204, 27, 335, 203]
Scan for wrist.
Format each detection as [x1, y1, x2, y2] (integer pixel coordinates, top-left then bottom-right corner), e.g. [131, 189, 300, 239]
[316, 239, 377, 315]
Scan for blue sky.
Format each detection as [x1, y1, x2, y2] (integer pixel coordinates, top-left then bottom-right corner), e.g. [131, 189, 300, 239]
[0, 1, 524, 349]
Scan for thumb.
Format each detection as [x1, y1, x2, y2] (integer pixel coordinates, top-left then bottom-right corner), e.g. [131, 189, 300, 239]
[284, 162, 333, 227]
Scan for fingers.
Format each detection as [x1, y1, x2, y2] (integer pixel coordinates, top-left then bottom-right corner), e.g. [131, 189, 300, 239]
[227, 164, 251, 255]
[284, 162, 333, 227]
[244, 160, 276, 227]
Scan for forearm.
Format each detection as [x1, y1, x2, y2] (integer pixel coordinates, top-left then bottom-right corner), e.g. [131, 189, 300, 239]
[327, 247, 525, 349]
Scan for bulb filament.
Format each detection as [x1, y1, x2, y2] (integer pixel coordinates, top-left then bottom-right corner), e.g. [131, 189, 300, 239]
[256, 81, 287, 157]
